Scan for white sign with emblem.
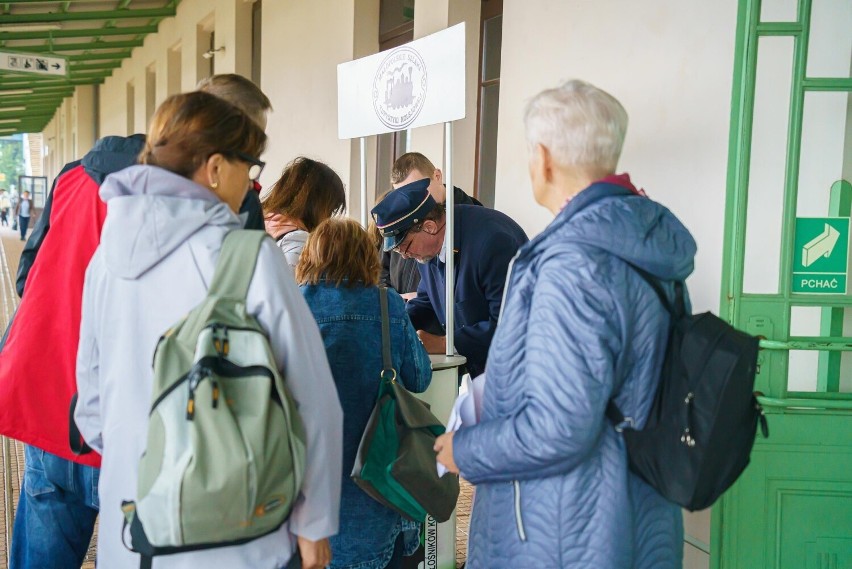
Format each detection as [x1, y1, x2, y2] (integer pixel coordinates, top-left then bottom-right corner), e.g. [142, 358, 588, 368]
[0, 50, 67, 76]
[337, 23, 465, 139]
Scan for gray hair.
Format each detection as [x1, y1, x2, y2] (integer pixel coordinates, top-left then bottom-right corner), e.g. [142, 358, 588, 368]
[524, 79, 628, 174]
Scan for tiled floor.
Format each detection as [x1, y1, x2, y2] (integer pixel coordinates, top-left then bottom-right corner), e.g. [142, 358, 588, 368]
[456, 479, 473, 567]
[0, 230, 23, 569]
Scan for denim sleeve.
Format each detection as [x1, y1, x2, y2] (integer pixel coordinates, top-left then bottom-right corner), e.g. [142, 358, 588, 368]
[453, 255, 622, 484]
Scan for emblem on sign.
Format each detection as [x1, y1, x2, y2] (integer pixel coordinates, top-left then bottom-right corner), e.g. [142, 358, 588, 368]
[372, 46, 427, 130]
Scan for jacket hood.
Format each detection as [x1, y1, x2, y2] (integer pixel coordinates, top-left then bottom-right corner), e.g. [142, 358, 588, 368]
[530, 179, 696, 282]
[81, 134, 146, 185]
[98, 164, 240, 279]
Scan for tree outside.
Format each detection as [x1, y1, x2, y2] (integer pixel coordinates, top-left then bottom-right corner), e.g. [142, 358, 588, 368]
[0, 135, 26, 195]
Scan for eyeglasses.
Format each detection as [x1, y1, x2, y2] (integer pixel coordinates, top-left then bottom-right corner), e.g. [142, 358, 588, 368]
[394, 235, 415, 257]
[392, 225, 421, 256]
[231, 151, 266, 181]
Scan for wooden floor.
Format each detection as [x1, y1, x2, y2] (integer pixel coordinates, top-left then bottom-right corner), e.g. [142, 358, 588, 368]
[0, 225, 470, 569]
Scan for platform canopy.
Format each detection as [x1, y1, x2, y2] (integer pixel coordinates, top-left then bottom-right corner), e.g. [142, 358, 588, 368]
[0, 0, 180, 135]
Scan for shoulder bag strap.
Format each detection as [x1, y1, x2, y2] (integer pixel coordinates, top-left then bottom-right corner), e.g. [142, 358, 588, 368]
[379, 287, 393, 373]
[207, 229, 268, 301]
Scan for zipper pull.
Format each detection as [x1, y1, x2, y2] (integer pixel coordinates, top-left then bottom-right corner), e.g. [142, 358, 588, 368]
[212, 378, 220, 409]
[186, 391, 196, 420]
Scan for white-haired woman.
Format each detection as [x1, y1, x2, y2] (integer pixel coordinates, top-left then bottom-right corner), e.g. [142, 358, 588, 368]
[435, 79, 694, 568]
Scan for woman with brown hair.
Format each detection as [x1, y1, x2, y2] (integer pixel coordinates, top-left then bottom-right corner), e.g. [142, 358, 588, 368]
[296, 218, 431, 569]
[74, 91, 342, 569]
[263, 157, 347, 270]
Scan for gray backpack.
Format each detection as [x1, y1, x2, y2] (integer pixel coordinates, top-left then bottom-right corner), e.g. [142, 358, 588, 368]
[121, 230, 307, 569]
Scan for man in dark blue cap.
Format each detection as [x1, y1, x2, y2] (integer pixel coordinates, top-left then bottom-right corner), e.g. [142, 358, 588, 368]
[371, 179, 528, 377]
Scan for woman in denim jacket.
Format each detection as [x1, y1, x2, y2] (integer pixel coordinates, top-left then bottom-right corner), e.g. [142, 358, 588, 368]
[297, 218, 432, 569]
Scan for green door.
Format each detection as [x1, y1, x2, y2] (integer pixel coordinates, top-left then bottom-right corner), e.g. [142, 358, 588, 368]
[712, 1, 852, 568]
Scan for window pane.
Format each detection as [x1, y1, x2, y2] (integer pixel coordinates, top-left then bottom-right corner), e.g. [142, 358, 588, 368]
[760, 0, 797, 22]
[477, 83, 500, 208]
[788, 349, 852, 393]
[743, 37, 795, 294]
[796, 92, 852, 217]
[807, 0, 852, 78]
[482, 15, 502, 82]
[788, 349, 821, 391]
[789, 306, 852, 393]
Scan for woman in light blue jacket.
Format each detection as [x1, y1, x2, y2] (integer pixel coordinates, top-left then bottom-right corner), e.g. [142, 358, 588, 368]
[435, 80, 695, 568]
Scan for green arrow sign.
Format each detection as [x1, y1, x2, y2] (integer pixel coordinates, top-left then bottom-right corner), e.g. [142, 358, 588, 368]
[792, 217, 850, 294]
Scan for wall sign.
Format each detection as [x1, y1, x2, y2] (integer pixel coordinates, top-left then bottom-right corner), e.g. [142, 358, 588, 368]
[792, 217, 850, 294]
[337, 23, 465, 139]
[0, 49, 67, 76]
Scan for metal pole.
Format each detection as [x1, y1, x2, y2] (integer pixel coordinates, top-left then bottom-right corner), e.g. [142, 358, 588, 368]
[360, 137, 368, 227]
[444, 122, 454, 357]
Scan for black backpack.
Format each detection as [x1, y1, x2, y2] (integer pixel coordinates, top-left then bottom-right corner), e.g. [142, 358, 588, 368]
[606, 266, 768, 511]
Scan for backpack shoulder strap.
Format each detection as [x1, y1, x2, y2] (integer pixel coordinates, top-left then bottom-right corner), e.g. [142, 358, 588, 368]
[606, 263, 687, 430]
[207, 229, 268, 301]
[623, 261, 687, 319]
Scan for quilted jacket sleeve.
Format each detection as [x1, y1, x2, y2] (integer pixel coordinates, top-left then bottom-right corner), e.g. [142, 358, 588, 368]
[453, 251, 623, 483]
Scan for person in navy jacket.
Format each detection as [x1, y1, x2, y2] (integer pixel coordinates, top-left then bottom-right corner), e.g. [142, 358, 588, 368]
[371, 179, 528, 377]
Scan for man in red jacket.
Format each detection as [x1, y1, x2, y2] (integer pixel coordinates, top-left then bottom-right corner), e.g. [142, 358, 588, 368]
[0, 74, 272, 569]
[0, 134, 144, 569]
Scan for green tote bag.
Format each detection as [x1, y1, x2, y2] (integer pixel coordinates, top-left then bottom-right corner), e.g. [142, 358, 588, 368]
[351, 287, 459, 523]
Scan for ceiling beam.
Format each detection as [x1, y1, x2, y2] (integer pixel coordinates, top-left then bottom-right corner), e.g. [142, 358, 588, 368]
[68, 61, 122, 72]
[0, 94, 72, 102]
[1, 71, 108, 80]
[0, 7, 175, 24]
[0, 25, 157, 40]
[68, 50, 133, 61]
[0, 86, 73, 95]
[0, 111, 57, 118]
[0, 101, 64, 108]
[0, 75, 109, 86]
[0, 100, 66, 109]
[22, 39, 143, 52]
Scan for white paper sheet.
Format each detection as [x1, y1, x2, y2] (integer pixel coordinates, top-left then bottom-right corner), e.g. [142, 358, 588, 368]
[438, 373, 486, 476]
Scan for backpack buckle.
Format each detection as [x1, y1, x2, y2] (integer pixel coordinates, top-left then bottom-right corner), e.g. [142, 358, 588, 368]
[614, 417, 634, 433]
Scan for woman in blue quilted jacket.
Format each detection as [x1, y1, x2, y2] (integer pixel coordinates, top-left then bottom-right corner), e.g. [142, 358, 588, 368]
[435, 79, 695, 568]
[296, 218, 433, 569]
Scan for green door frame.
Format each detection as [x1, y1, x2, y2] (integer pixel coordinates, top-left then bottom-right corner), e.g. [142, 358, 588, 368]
[712, 0, 852, 567]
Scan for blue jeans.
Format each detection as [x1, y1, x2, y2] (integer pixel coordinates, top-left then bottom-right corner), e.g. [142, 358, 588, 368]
[18, 215, 29, 240]
[11, 446, 99, 569]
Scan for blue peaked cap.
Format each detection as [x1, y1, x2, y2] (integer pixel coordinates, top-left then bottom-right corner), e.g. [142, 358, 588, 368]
[371, 178, 436, 252]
